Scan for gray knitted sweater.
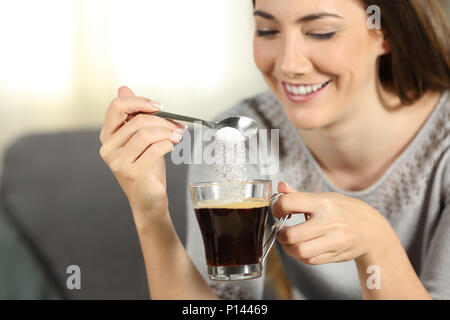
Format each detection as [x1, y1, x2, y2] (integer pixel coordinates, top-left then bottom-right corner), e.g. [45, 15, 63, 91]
[185, 90, 450, 300]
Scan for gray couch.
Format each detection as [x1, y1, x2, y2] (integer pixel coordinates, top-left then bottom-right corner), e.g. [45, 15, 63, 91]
[0, 129, 189, 299]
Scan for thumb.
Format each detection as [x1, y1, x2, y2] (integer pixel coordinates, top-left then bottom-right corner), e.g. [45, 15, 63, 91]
[118, 86, 139, 123]
[278, 181, 296, 194]
[118, 86, 136, 97]
[277, 182, 309, 221]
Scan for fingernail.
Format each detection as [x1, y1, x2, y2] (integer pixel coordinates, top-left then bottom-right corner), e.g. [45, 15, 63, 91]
[151, 101, 164, 109]
[174, 127, 186, 134]
[146, 101, 163, 112]
[170, 131, 183, 143]
[175, 122, 188, 130]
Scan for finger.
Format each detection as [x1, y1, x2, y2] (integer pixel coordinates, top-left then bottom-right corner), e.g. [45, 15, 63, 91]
[100, 96, 161, 144]
[306, 251, 342, 265]
[281, 234, 336, 261]
[120, 127, 182, 164]
[119, 86, 150, 123]
[102, 96, 161, 139]
[117, 86, 163, 113]
[271, 192, 321, 219]
[278, 181, 297, 194]
[124, 112, 187, 131]
[278, 183, 297, 221]
[135, 139, 175, 172]
[125, 112, 188, 126]
[100, 114, 184, 164]
[277, 220, 326, 244]
[118, 85, 136, 97]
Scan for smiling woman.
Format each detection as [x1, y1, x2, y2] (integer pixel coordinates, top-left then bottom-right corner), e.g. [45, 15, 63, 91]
[252, 0, 450, 104]
[186, 0, 450, 300]
[252, 0, 450, 131]
[245, 0, 449, 300]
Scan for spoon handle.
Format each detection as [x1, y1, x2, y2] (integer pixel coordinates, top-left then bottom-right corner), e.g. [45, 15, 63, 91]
[155, 111, 215, 129]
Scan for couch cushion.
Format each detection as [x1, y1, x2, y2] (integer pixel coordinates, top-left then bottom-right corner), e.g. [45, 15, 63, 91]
[0, 130, 188, 299]
[0, 205, 62, 299]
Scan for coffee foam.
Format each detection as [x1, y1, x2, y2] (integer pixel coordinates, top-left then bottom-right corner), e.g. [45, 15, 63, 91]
[195, 198, 270, 210]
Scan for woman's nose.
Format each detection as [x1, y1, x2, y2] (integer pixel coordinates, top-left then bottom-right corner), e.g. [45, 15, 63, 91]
[279, 36, 311, 76]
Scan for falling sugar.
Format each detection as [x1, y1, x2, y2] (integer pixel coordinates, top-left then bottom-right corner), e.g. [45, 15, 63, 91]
[214, 127, 247, 182]
[214, 127, 248, 202]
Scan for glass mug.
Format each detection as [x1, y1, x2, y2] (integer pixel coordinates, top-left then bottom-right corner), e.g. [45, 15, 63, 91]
[189, 180, 289, 281]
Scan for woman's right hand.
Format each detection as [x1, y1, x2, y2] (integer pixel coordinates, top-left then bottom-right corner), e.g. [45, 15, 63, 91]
[99, 86, 186, 231]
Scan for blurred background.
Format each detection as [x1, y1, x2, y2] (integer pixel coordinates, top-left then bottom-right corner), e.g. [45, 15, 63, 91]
[1, 0, 449, 173]
[0, 0, 448, 300]
[0, 0, 267, 176]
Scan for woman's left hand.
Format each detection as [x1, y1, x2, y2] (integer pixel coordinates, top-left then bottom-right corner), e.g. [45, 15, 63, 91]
[272, 182, 395, 265]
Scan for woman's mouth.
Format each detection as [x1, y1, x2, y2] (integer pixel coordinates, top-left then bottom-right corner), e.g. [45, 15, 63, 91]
[282, 80, 331, 102]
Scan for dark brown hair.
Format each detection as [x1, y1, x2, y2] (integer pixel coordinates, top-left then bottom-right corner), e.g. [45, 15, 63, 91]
[252, 0, 450, 105]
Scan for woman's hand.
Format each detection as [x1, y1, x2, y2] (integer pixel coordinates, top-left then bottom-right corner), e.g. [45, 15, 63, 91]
[272, 182, 395, 265]
[99, 86, 186, 231]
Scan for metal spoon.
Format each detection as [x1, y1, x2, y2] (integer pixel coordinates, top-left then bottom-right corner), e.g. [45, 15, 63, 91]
[155, 111, 259, 137]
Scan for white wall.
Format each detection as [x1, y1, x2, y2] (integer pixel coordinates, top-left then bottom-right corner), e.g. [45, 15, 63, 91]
[0, 0, 449, 176]
[0, 0, 268, 174]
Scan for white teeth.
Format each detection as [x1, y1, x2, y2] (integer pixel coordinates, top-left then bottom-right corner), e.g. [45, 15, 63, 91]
[299, 86, 306, 95]
[286, 81, 329, 96]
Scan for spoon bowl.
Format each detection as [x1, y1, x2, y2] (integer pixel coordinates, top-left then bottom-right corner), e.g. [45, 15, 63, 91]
[155, 111, 259, 138]
[216, 116, 259, 138]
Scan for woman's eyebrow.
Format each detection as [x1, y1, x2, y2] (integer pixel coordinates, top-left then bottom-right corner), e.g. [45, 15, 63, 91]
[253, 10, 342, 23]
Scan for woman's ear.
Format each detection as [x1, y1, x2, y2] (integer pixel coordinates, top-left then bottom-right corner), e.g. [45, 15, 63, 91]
[371, 28, 391, 56]
[377, 29, 391, 56]
[381, 31, 391, 55]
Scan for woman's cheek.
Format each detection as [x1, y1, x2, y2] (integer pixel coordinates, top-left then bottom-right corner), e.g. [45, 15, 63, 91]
[315, 37, 354, 78]
[338, 31, 375, 82]
[317, 34, 370, 101]
[253, 38, 276, 76]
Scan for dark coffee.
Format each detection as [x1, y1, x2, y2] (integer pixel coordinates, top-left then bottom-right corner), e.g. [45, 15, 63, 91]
[194, 199, 269, 267]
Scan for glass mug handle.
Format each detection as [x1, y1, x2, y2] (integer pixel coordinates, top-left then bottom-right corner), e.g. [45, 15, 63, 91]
[262, 192, 291, 263]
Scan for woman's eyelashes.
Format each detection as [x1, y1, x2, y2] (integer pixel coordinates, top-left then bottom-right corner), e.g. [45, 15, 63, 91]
[256, 30, 336, 40]
[256, 30, 279, 37]
[308, 32, 336, 40]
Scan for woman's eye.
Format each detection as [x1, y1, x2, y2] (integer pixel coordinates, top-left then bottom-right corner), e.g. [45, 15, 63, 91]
[256, 30, 336, 40]
[256, 30, 279, 38]
[308, 32, 336, 40]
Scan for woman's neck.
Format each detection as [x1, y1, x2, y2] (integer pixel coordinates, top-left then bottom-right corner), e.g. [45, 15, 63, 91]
[297, 85, 442, 191]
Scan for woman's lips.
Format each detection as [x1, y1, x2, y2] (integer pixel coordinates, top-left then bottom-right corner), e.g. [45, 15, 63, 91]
[282, 80, 331, 102]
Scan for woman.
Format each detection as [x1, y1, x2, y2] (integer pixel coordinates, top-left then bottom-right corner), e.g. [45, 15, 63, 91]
[99, 0, 450, 299]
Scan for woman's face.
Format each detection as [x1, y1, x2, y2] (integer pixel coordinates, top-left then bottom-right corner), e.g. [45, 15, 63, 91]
[253, 0, 388, 130]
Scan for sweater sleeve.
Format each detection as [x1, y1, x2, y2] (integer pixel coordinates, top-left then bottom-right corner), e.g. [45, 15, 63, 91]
[419, 156, 450, 300]
[420, 203, 450, 299]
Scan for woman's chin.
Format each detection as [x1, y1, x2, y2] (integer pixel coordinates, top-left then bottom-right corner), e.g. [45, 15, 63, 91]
[282, 106, 332, 130]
